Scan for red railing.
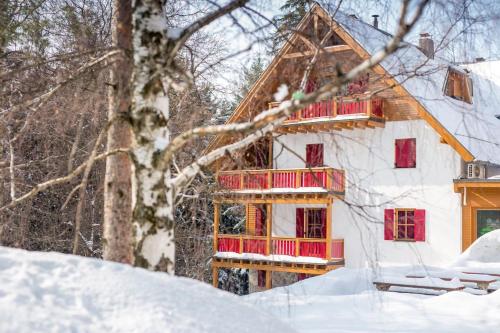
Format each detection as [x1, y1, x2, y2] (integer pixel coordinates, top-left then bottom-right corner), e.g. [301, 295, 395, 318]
[272, 238, 296, 256]
[243, 237, 266, 255]
[218, 235, 344, 261]
[299, 240, 326, 258]
[217, 167, 345, 193]
[218, 236, 240, 253]
[244, 173, 268, 189]
[272, 171, 297, 188]
[270, 96, 384, 123]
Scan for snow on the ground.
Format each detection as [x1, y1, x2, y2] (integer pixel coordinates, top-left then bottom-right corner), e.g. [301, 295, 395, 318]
[247, 267, 500, 333]
[246, 230, 500, 333]
[0, 247, 293, 333]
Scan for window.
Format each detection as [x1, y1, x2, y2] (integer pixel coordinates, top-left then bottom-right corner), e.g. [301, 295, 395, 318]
[384, 209, 425, 241]
[444, 69, 472, 104]
[476, 210, 500, 238]
[306, 144, 324, 167]
[395, 138, 416, 168]
[296, 208, 326, 238]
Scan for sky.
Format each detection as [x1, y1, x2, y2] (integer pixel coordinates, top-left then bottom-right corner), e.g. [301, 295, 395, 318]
[202, 0, 500, 101]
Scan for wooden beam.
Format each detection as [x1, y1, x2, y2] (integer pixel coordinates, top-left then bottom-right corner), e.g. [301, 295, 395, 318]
[213, 203, 220, 252]
[265, 270, 272, 289]
[282, 44, 351, 59]
[266, 204, 272, 255]
[212, 267, 218, 288]
[326, 202, 332, 259]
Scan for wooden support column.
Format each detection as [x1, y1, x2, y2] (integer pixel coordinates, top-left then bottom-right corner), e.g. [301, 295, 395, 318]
[326, 201, 332, 259]
[265, 270, 272, 289]
[266, 204, 273, 255]
[213, 202, 220, 252]
[212, 267, 218, 288]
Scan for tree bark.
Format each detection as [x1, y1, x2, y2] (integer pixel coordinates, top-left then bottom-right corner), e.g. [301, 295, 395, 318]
[103, 0, 133, 264]
[130, 0, 175, 273]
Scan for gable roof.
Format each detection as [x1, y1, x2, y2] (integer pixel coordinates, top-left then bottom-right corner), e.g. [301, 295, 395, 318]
[330, 9, 500, 164]
[209, 4, 500, 165]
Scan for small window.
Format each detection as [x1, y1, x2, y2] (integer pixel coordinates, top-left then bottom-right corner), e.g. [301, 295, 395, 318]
[306, 144, 324, 167]
[296, 208, 326, 238]
[395, 138, 416, 168]
[444, 69, 472, 104]
[384, 209, 425, 241]
[396, 209, 415, 240]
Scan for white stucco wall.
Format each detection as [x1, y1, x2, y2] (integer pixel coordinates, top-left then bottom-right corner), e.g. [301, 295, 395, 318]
[272, 119, 463, 267]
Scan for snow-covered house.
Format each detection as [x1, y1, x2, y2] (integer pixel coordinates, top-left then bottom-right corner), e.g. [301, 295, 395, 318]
[207, 4, 500, 291]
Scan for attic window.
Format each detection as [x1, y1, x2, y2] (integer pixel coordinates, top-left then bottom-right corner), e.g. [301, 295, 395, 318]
[444, 69, 473, 104]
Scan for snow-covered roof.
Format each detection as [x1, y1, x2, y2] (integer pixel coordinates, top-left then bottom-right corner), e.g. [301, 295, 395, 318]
[331, 10, 500, 164]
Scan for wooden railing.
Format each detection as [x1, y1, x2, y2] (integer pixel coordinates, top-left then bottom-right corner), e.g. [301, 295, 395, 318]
[217, 234, 344, 260]
[218, 167, 345, 193]
[269, 95, 384, 123]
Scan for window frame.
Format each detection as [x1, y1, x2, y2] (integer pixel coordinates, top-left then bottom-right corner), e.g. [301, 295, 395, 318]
[394, 208, 416, 242]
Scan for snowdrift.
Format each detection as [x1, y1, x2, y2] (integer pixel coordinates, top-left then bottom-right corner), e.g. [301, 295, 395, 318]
[247, 230, 500, 333]
[0, 247, 293, 333]
[454, 229, 500, 265]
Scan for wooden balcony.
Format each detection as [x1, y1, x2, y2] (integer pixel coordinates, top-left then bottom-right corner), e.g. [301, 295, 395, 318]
[270, 95, 385, 133]
[216, 167, 345, 201]
[213, 234, 344, 274]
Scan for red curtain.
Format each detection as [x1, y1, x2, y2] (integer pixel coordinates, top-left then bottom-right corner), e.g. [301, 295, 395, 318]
[296, 208, 305, 238]
[255, 206, 266, 237]
[384, 209, 395, 240]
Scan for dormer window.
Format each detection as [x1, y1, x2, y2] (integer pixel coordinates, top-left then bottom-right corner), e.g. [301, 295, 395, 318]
[444, 68, 473, 104]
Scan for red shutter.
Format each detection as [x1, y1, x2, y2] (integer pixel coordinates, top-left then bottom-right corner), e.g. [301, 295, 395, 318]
[384, 209, 395, 240]
[395, 139, 416, 168]
[414, 209, 426, 241]
[296, 208, 305, 238]
[306, 144, 324, 167]
[409, 139, 416, 167]
[320, 208, 327, 238]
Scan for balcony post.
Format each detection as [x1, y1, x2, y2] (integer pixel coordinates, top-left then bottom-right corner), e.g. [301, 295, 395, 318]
[266, 204, 272, 255]
[239, 235, 243, 254]
[265, 270, 272, 289]
[367, 96, 372, 117]
[213, 202, 220, 252]
[326, 201, 332, 259]
[333, 98, 337, 118]
[212, 267, 218, 288]
[295, 239, 300, 257]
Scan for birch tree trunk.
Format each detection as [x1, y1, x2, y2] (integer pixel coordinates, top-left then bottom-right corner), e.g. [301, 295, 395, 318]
[103, 0, 134, 263]
[130, 0, 175, 272]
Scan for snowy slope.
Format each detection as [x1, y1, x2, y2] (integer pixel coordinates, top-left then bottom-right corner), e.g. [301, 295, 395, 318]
[0, 247, 294, 333]
[247, 230, 500, 333]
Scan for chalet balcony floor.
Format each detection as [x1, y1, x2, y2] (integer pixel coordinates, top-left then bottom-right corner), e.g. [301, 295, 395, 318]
[212, 255, 344, 276]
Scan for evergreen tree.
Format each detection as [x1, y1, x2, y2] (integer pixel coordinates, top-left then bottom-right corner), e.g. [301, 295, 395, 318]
[269, 0, 312, 55]
[233, 55, 265, 104]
